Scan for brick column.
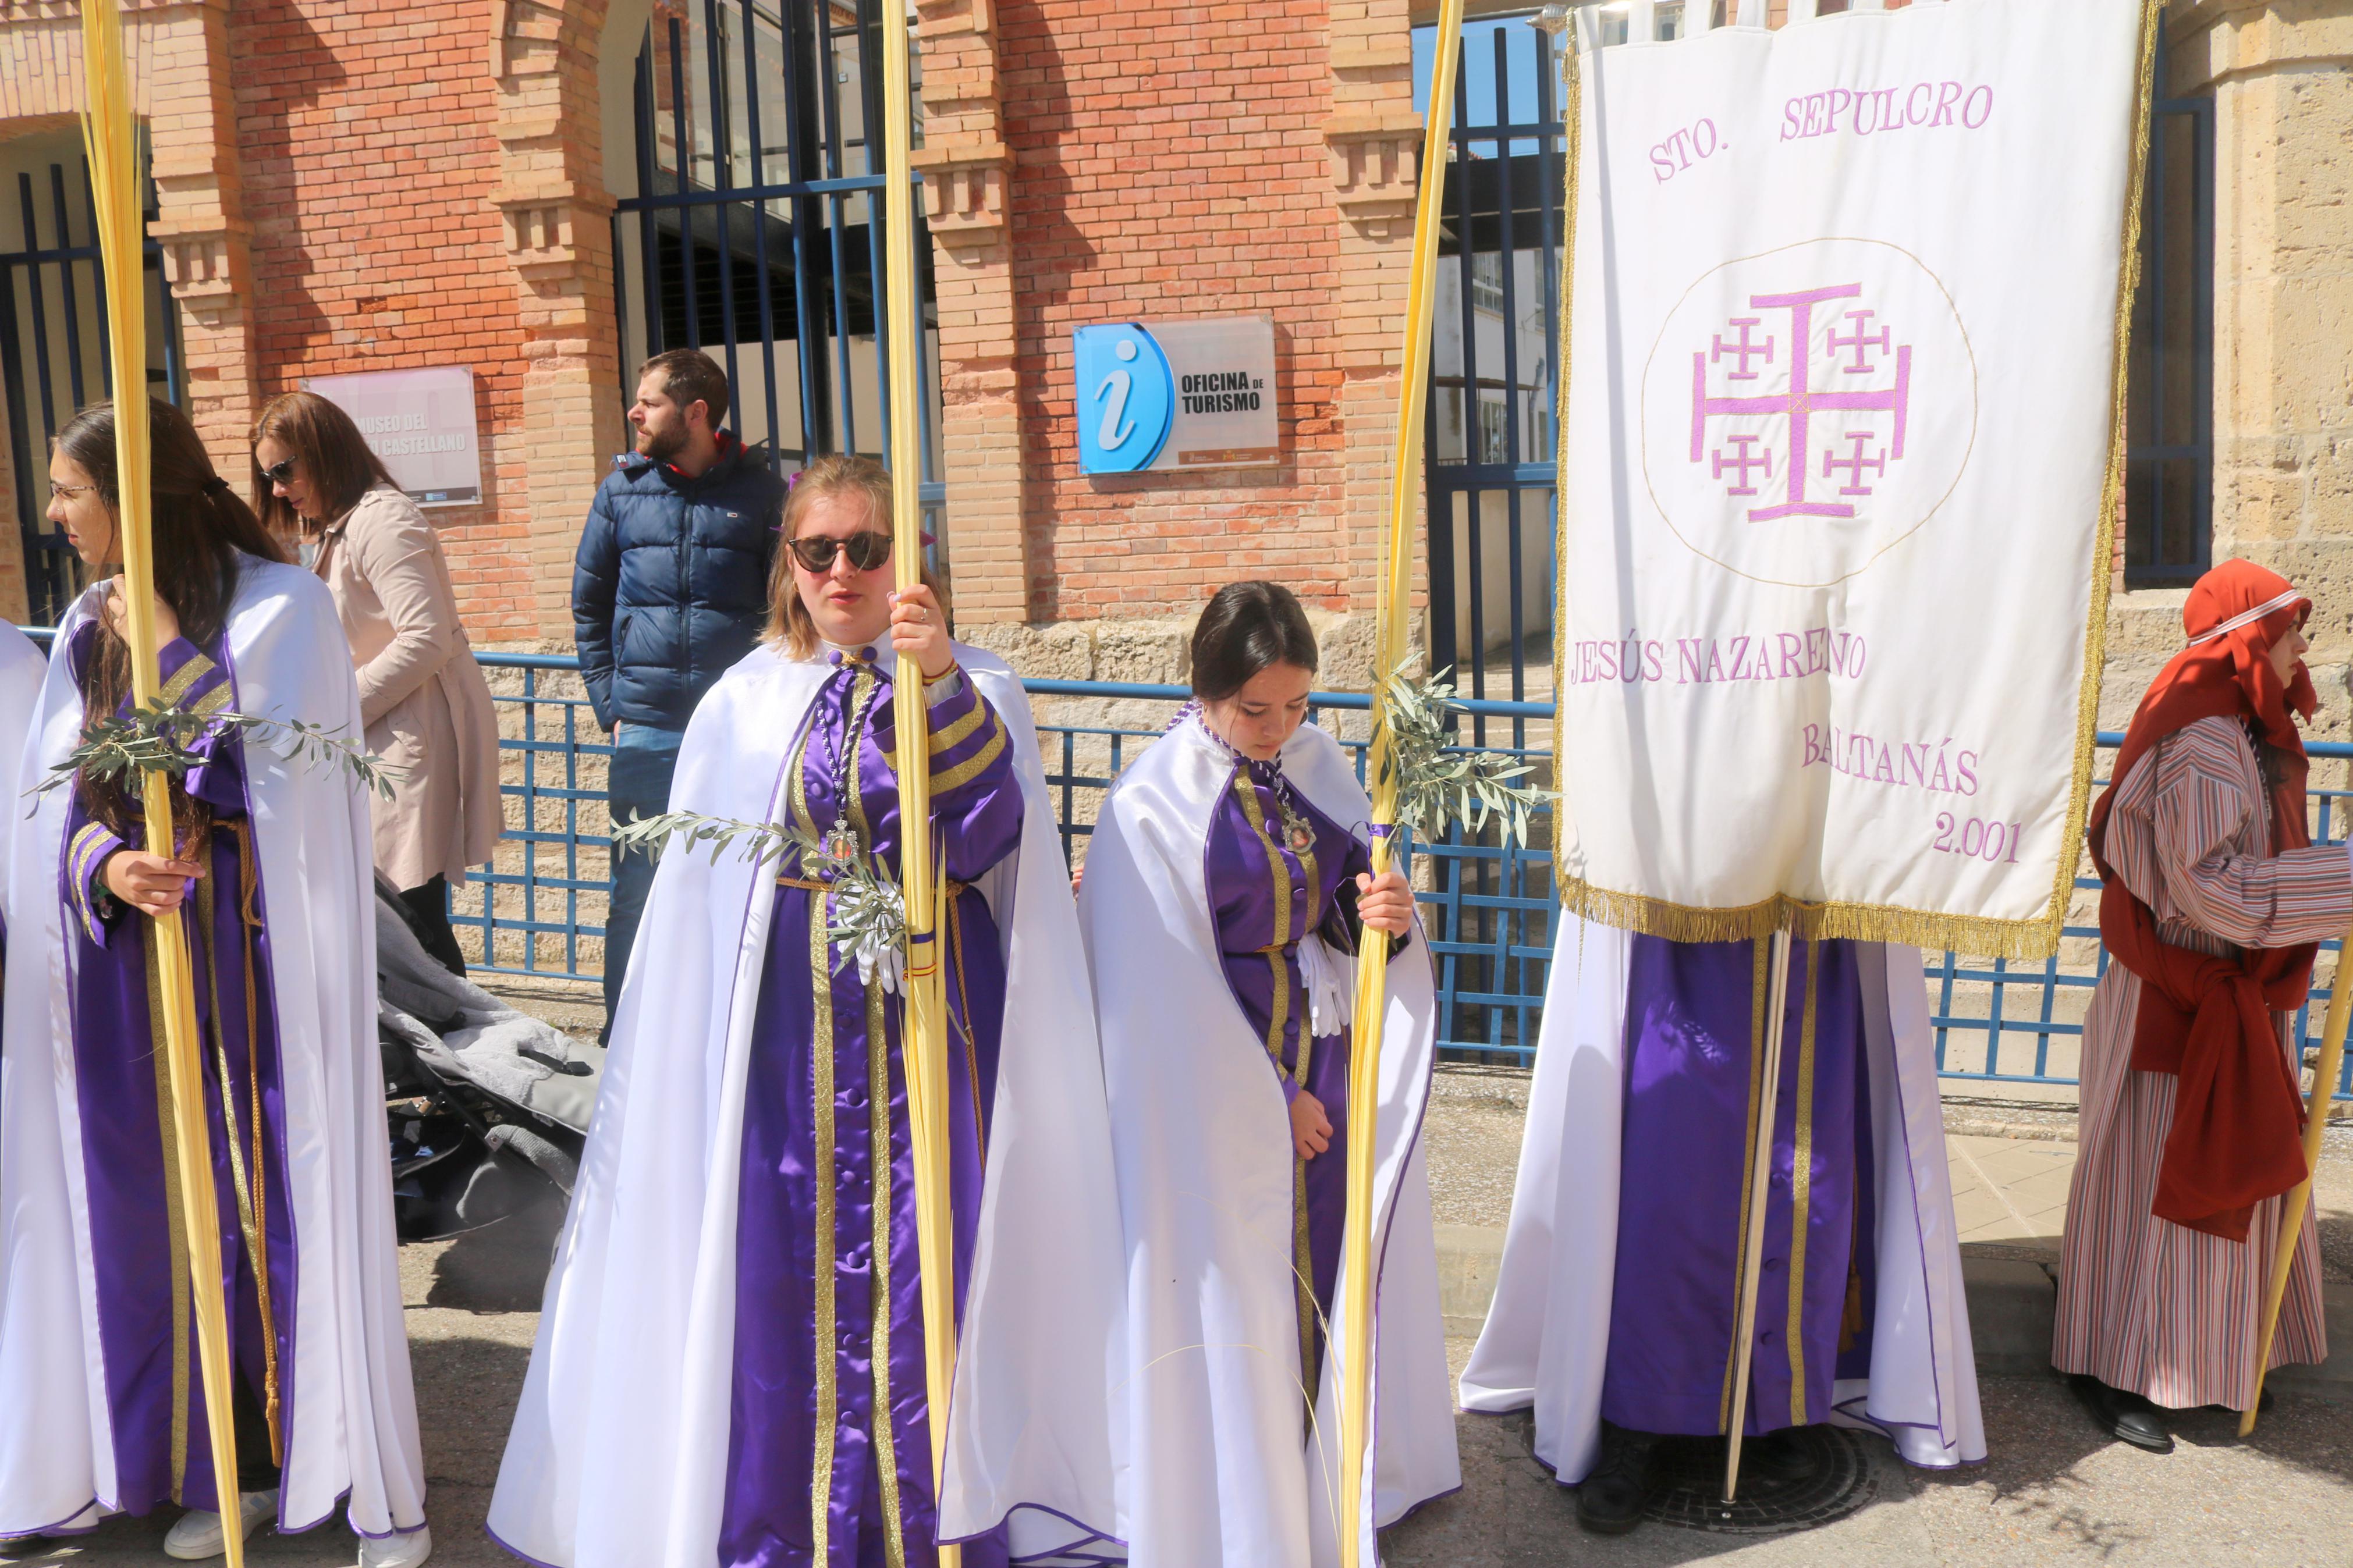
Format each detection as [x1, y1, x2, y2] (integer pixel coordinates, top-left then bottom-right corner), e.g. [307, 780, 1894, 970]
[492, 0, 624, 639]
[1326, 0, 1424, 664]
[915, 0, 1025, 621]
[145, 0, 258, 481]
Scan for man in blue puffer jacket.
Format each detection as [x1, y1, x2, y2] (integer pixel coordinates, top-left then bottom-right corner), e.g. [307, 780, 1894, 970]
[574, 348, 785, 1037]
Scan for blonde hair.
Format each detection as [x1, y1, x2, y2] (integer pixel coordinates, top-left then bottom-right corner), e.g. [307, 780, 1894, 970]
[765, 454, 949, 659]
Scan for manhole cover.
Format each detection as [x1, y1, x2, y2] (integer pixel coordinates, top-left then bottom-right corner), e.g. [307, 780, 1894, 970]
[1642, 1425, 1875, 1535]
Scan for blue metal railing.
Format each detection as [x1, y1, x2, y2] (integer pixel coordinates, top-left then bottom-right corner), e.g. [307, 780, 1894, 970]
[1932, 733, 2353, 1103]
[456, 657, 2353, 1097]
[460, 659, 1557, 1064]
[26, 633, 2353, 1097]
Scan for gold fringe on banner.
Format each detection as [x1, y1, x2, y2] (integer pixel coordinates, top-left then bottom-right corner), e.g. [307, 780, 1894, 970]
[1548, 0, 2166, 964]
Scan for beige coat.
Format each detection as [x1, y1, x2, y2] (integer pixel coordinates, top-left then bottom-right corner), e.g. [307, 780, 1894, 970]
[313, 482, 502, 889]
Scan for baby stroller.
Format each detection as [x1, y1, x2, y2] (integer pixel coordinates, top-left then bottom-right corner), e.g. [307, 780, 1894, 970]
[374, 873, 605, 1241]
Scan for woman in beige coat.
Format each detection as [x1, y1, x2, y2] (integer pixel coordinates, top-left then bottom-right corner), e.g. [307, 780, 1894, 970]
[252, 390, 502, 972]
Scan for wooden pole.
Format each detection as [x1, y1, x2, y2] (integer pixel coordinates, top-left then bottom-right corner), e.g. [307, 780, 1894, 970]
[1723, 929, 1794, 1502]
[2239, 952, 2352, 1437]
[77, 3, 244, 1558]
[876, 6, 960, 1562]
[1337, 5, 1461, 1563]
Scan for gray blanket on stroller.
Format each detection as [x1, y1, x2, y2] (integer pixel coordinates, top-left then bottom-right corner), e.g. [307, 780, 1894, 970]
[377, 881, 604, 1138]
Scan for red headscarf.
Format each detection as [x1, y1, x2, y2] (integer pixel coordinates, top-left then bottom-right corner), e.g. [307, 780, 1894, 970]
[2088, 559, 2319, 1242]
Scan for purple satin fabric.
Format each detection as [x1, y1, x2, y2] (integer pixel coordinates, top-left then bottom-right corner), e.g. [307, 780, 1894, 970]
[1601, 936, 1875, 1437]
[62, 628, 296, 1513]
[720, 657, 1021, 1568]
[1204, 749, 1372, 1393]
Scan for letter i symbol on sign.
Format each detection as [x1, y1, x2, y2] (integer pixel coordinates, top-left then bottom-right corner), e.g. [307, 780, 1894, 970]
[1095, 339, 1138, 451]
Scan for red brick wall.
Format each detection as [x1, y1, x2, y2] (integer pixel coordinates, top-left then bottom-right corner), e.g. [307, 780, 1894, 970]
[999, 1, 1353, 623]
[228, 0, 544, 643]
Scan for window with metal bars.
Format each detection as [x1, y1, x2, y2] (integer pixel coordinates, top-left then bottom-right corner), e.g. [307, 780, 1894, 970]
[0, 130, 181, 625]
[609, 0, 947, 559]
[2123, 48, 2214, 588]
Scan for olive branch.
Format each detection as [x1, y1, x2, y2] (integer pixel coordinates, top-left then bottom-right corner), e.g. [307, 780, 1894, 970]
[41, 700, 399, 802]
[1375, 663, 1550, 851]
[610, 810, 907, 976]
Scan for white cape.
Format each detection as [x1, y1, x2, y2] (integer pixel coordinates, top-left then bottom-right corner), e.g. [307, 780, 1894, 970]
[488, 642, 1125, 1567]
[0, 560, 425, 1537]
[1458, 920, 1985, 1480]
[0, 619, 49, 937]
[1081, 716, 1459, 1567]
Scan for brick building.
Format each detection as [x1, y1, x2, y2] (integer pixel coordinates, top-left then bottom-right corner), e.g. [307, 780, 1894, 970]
[0, 0, 2348, 716]
[0, 0, 1449, 688]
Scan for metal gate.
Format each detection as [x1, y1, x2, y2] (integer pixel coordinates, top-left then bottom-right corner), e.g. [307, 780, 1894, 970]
[610, 0, 946, 545]
[1417, 16, 1569, 1064]
[0, 149, 182, 625]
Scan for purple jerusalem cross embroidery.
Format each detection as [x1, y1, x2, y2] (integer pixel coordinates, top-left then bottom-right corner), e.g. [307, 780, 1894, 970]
[1689, 283, 1912, 522]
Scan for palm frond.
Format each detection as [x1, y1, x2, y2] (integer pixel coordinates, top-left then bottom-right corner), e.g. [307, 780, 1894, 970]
[42, 701, 400, 801]
[1374, 662, 1551, 850]
[610, 810, 907, 977]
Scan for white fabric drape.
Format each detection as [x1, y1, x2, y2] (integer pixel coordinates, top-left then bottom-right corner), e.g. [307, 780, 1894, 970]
[0, 559, 424, 1538]
[1555, 0, 2149, 944]
[1081, 717, 1458, 1566]
[1458, 923, 1984, 1480]
[488, 642, 1124, 1568]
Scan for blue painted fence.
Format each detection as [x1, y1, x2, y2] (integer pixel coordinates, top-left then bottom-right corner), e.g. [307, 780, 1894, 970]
[456, 652, 2353, 1100]
[31, 631, 2350, 1100]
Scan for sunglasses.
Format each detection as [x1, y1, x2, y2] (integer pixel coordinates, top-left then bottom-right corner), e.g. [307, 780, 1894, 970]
[789, 531, 892, 573]
[259, 458, 297, 486]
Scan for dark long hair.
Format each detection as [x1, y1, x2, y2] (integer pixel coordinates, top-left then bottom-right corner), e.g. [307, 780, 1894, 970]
[55, 397, 288, 838]
[250, 389, 395, 538]
[1189, 581, 1319, 701]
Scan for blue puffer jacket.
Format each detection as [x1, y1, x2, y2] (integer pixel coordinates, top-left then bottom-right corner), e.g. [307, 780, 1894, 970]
[572, 435, 786, 733]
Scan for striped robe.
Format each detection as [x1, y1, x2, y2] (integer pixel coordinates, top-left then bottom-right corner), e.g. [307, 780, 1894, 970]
[2053, 714, 2352, 1409]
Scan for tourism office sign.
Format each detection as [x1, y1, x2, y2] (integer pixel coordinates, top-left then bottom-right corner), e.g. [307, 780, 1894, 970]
[1073, 314, 1279, 474]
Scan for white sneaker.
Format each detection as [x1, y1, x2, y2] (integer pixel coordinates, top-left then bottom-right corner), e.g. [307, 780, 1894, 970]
[162, 1488, 277, 1560]
[359, 1525, 432, 1568]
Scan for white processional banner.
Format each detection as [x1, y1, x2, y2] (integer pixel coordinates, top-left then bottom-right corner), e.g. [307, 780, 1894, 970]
[1552, 0, 2156, 957]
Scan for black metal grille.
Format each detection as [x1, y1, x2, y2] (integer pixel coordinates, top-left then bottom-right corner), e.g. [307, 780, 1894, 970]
[2123, 28, 2214, 588]
[0, 147, 182, 625]
[613, 0, 946, 553]
[1417, 15, 1565, 1066]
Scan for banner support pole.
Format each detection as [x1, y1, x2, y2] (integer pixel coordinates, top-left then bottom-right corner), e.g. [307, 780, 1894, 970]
[1723, 923, 1793, 1502]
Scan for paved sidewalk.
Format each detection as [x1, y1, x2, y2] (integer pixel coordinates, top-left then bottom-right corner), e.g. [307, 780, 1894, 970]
[12, 1054, 2352, 1566]
[1388, 1361, 2353, 1567]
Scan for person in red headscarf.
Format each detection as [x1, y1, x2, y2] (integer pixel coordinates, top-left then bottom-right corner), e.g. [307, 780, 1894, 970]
[2052, 559, 2352, 1453]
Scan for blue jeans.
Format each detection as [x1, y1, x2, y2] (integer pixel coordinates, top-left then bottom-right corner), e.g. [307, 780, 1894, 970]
[604, 721, 684, 1039]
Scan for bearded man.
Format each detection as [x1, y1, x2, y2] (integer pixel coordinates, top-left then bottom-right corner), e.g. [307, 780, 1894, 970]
[573, 348, 785, 1039]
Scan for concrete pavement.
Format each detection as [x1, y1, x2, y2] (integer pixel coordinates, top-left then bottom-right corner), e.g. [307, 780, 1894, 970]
[9, 1047, 2352, 1567]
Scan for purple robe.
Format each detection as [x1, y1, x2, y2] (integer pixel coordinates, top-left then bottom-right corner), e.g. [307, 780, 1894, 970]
[1602, 936, 1875, 1438]
[1204, 753, 1375, 1402]
[719, 650, 1023, 1568]
[59, 628, 296, 1513]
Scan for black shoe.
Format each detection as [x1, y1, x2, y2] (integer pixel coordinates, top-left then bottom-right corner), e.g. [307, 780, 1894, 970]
[1575, 1423, 1660, 1535]
[1741, 1426, 1825, 1489]
[2069, 1373, 2174, 1453]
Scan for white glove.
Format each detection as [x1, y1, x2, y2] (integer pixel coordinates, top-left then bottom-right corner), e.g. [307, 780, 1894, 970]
[851, 930, 906, 997]
[1297, 932, 1357, 1040]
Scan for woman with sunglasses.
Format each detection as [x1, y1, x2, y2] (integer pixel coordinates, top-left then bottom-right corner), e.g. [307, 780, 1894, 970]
[251, 392, 499, 973]
[491, 456, 1122, 1567]
[0, 399, 428, 1564]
